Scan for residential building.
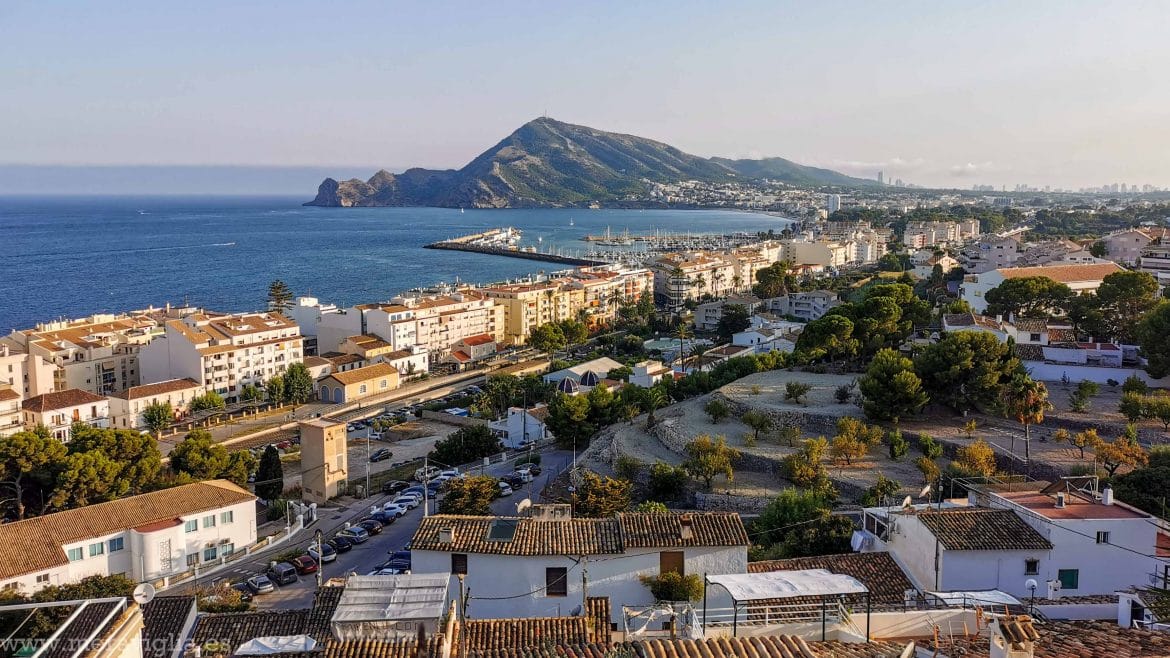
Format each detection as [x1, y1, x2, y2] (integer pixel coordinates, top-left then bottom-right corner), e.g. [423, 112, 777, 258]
[649, 253, 738, 309]
[315, 362, 399, 404]
[565, 266, 654, 328]
[299, 418, 349, 504]
[447, 333, 497, 369]
[827, 194, 842, 214]
[628, 360, 671, 388]
[107, 378, 203, 430]
[942, 313, 1012, 342]
[367, 290, 504, 359]
[966, 236, 1022, 273]
[139, 312, 303, 402]
[1101, 228, 1160, 265]
[0, 386, 21, 437]
[410, 509, 749, 624]
[732, 328, 796, 353]
[693, 296, 763, 331]
[5, 312, 164, 396]
[22, 389, 110, 441]
[853, 234, 889, 265]
[910, 252, 960, 279]
[764, 291, 842, 322]
[488, 405, 551, 449]
[960, 263, 1124, 313]
[286, 296, 342, 354]
[902, 220, 980, 249]
[0, 480, 256, 592]
[0, 343, 56, 399]
[784, 241, 854, 268]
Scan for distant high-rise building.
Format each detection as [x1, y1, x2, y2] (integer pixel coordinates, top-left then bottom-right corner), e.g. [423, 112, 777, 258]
[1121, 183, 1128, 194]
[827, 194, 841, 214]
[877, 171, 884, 185]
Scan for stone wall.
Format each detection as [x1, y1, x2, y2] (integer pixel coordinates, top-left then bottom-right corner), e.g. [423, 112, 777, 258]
[714, 391, 844, 436]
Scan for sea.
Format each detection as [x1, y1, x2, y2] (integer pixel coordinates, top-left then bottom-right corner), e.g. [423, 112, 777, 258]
[0, 196, 793, 332]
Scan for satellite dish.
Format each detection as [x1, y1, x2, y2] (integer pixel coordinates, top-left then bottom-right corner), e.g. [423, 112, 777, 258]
[918, 484, 932, 499]
[132, 583, 156, 605]
[516, 498, 532, 514]
[901, 496, 913, 509]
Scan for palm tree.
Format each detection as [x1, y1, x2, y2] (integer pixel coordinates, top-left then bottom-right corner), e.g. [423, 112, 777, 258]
[669, 266, 686, 310]
[646, 387, 668, 427]
[689, 343, 709, 372]
[692, 273, 707, 299]
[1004, 375, 1052, 470]
[731, 274, 743, 292]
[674, 323, 693, 371]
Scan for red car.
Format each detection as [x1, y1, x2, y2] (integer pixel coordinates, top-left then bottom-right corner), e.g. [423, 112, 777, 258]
[289, 555, 318, 575]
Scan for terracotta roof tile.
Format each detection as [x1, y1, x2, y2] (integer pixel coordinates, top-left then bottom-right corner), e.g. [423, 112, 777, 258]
[323, 362, 398, 386]
[0, 387, 19, 402]
[39, 600, 127, 658]
[748, 553, 914, 605]
[412, 515, 623, 556]
[325, 637, 443, 658]
[917, 508, 1052, 551]
[996, 262, 1123, 283]
[1015, 344, 1045, 360]
[191, 609, 310, 657]
[111, 378, 201, 400]
[1013, 318, 1048, 333]
[619, 512, 749, 548]
[22, 388, 107, 412]
[585, 597, 610, 642]
[462, 334, 496, 347]
[463, 617, 590, 653]
[0, 480, 255, 580]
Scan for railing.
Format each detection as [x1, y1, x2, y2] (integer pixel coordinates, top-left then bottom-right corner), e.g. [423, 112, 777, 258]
[701, 600, 850, 628]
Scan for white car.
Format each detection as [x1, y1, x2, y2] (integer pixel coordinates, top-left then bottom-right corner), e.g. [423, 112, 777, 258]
[439, 469, 461, 478]
[380, 503, 408, 517]
[497, 481, 514, 497]
[392, 495, 420, 510]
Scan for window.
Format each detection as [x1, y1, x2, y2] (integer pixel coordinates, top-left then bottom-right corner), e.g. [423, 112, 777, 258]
[67, 548, 83, 562]
[220, 511, 234, 524]
[88, 542, 105, 558]
[545, 567, 568, 597]
[186, 554, 198, 567]
[203, 546, 218, 562]
[1058, 569, 1079, 590]
[1024, 559, 1039, 575]
[184, 519, 198, 533]
[203, 515, 216, 528]
[1029, 333, 1041, 342]
[108, 537, 125, 552]
[359, 384, 368, 394]
[35, 574, 49, 585]
[660, 551, 685, 576]
[221, 543, 234, 557]
[451, 554, 468, 575]
[380, 379, 389, 389]
[1096, 531, 1110, 544]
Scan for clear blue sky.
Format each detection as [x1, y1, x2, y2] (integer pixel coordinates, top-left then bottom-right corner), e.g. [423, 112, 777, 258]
[3, 1, 1168, 189]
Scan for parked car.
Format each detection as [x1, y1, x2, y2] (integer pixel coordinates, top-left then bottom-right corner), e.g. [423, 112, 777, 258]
[328, 536, 354, 553]
[246, 575, 275, 594]
[289, 555, 318, 575]
[401, 486, 426, 498]
[367, 566, 410, 576]
[231, 581, 256, 602]
[338, 526, 370, 543]
[392, 495, 420, 510]
[357, 519, 384, 535]
[497, 481, 514, 497]
[439, 468, 462, 479]
[414, 466, 441, 482]
[515, 462, 541, 476]
[381, 480, 409, 495]
[309, 542, 337, 563]
[511, 470, 534, 484]
[387, 550, 412, 567]
[501, 474, 525, 489]
[368, 511, 396, 525]
[370, 448, 393, 463]
[265, 562, 298, 586]
[380, 503, 407, 517]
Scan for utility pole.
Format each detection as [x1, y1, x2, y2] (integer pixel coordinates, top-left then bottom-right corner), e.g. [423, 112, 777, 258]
[366, 427, 372, 497]
[423, 455, 429, 517]
[315, 529, 324, 588]
[581, 556, 589, 615]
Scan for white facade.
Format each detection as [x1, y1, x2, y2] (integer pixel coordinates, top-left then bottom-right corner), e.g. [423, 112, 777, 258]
[960, 263, 1123, 313]
[21, 389, 111, 441]
[764, 291, 842, 322]
[107, 378, 204, 430]
[488, 406, 551, 449]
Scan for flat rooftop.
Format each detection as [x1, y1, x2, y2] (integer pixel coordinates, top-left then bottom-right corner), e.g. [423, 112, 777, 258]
[997, 490, 1148, 520]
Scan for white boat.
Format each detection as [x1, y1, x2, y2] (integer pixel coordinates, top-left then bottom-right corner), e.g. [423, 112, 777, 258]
[569, 217, 574, 226]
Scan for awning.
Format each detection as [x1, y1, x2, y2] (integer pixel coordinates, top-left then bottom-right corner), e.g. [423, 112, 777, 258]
[235, 636, 317, 655]
[707, 569, 868, 601]
[926, 590, 1022, 607]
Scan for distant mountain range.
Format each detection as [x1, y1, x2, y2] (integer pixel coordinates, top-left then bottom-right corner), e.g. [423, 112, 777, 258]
[306, 118, 873, 208]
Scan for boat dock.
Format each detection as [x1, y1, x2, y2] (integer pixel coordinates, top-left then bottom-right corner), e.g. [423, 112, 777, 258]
[425, 228, 608, 266]
[580, 227, 764, 251]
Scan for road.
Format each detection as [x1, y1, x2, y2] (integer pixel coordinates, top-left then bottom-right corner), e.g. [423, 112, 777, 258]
[193, 449, 574, 610]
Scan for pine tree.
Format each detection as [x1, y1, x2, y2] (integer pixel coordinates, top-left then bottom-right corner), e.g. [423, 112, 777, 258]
[254, 445, 284, 501]
[267, 280, 293, 313]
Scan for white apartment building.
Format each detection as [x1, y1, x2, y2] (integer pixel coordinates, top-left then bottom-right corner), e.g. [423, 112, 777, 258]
[960, 263, 1124, 313]
[139, 312, 303, 402]
[853, 233, 889, 265]
[107, 378, 204, 430]
[0, 480, 256, 593]
[650, 253, 738, 309]
[488, 405, 551, 449]
[0, 343, 56, 399]
[410, 510, 748, 625]
[784, 241, 854, 268]
[365, 290, 504, 363]
[903, 219, 980, 248]
[693, 296, 763, 331]
[21, 389, 110, 441]
[966, 236, 1022, 273]
[764, 291, 842, 322]
[4, 313, 164, 396]
[0, 386, 21, 438]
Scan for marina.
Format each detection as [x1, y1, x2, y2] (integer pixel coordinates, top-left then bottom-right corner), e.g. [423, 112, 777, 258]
[424, 227, 607, 266]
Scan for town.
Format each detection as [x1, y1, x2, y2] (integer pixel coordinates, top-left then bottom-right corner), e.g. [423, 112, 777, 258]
[4, 192, 1170, 658]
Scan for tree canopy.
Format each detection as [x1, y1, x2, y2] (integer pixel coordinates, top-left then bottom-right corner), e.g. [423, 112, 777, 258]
[984, 276, 1073, 318]
[858, 348, 927, 423]
[914, 331, 1022, 413]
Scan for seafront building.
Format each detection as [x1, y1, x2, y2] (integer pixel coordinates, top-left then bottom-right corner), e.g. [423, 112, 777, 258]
[139, 311, 303, 402]
[107, 377, 204, 431]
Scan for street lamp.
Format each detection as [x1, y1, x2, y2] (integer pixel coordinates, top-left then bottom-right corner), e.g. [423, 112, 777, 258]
[1025, 579, 1038, 615]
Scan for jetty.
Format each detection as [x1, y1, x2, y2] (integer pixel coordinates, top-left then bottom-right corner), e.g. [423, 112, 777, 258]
[425, 228, 607, 266]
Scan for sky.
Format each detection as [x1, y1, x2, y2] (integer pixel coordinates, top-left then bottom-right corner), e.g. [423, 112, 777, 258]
[2, 1, 1169, 192]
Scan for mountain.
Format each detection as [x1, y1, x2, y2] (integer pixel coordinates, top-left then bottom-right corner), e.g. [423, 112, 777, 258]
[306, 118, 873, 208]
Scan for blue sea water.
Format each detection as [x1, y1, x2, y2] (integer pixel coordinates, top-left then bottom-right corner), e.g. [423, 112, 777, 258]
[0, 196, 792, 332]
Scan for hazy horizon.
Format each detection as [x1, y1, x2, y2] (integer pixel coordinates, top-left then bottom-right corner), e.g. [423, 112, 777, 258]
[4, 1, 1169, 191]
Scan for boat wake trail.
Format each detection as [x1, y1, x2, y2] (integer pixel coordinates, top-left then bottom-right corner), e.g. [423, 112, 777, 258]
[11, 242, 237, 259]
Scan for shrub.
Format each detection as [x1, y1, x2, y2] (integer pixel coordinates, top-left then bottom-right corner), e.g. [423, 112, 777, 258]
[784, 381, 813, 404]
[834, 382, 856, 404]
[704, 398, 730, 423]
[860, 474, 901, 507]
[647, 462, 689, 501]
[888, 431, 909, 461]
[615, 455, 643, 481]
[1122, 374, 1149, 395]
[917, 433, 943, 459]
[639, 572, 703, 602]
[915, 457, 940, 484]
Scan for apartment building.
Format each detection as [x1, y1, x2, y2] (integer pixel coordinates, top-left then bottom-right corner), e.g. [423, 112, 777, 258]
[139, 312, 303, 402]
[107, 378, 204, 431]
[21, 389, 110, 441]
[0, 480, 256, 593]
[650, 252, 738, 310]
[764, 290, 842, 322]
[783, 241, 854, 268]
[5, 313, 164, 396]
[694, 296, 763, 331]
[484, 280, 574, 344]
[365, 291, 504, 360]
[1101, 228, 1163, 265]
[564, 267, 654, 328]
[0, 386, 21, 438]
[0, 343, 56, 399]
[903, 219, 980, 248]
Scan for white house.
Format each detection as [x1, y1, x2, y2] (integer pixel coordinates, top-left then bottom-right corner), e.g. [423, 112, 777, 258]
[941, 313, 1012, 342]
[764, 291, 842, 322]
[628, 360, 671, 388]
[489, 405, 551, 449]
[0, 480, 256, 593]
[960, 263, 1123, 313]
[21, 389, 110, 441]
[693, 296, 762, 332]
[107, 378, 203, 430]
[410, 508, 749, 624]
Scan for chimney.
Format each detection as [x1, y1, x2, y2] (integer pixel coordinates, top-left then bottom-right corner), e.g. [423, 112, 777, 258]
[1102, 486, 1114, 506]
[988, 615, 1038, 658]
[679, 514, 694, 540]
[1054, 492, 1066, 509]
[438, 527, 454, 544]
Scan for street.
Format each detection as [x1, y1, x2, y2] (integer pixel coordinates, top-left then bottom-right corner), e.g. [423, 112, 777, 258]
[186, 449, 574, 610]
